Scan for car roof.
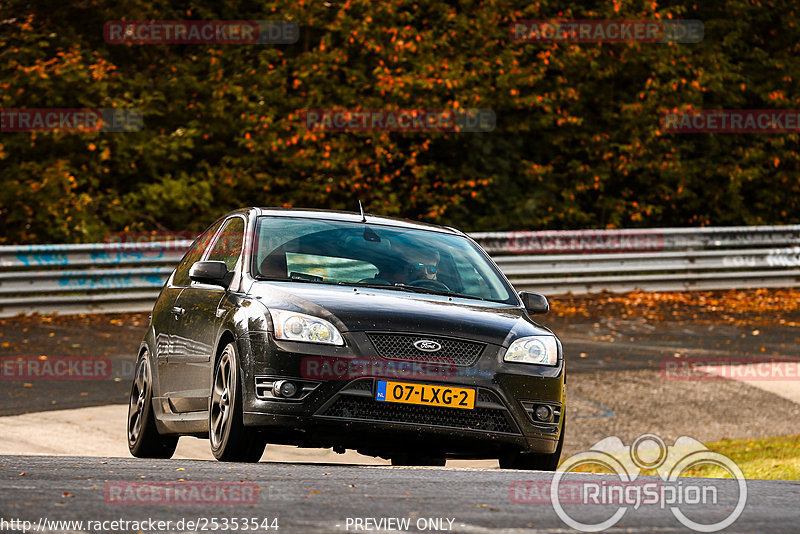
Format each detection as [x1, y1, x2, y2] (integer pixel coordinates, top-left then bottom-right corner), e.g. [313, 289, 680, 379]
[249, 207, 465, 236]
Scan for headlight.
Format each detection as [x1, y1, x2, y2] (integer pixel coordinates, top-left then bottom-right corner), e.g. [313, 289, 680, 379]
[269, 309, 344, 346]
[504, 335, 558, 366]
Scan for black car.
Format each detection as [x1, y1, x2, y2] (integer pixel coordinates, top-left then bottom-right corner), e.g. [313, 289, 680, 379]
[127, 208, 565, 469]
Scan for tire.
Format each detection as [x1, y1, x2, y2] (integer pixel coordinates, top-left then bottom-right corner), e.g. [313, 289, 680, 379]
[391, 452, 447, 467]
[499, 414, 565, 471]
[209, 342, 267, 462]
[127, 351, 179, 459]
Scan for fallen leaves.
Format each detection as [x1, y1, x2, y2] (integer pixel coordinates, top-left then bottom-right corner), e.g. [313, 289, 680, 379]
[551, 288, 800, 326]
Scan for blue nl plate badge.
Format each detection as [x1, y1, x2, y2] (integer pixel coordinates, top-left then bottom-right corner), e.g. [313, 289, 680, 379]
[376, 380, 387, 401]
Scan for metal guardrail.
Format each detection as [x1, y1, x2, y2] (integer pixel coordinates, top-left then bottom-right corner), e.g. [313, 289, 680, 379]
[471, 225, 800, 254]
[0, 241, 191, 316]
[481, 226, 800, 295]
[1, 227, 799, 316]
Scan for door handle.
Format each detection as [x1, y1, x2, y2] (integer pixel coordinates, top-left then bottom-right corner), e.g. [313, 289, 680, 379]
[171, 306, 185, 317]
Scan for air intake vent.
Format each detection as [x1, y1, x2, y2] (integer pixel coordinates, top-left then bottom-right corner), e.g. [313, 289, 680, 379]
[318, 391, 518, 435]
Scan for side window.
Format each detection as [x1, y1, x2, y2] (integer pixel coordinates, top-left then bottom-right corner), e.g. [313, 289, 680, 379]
[206, 217, 245, 271]
[172, 219, 224, 287]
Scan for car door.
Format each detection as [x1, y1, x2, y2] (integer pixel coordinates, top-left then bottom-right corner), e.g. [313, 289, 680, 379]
[154, 218, 224, 406]
[164, 216, 246, 412]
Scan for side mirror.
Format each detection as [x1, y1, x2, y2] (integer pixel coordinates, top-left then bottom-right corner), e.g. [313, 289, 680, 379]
[519, 291, 549, 315]
[189, 261, 230, 287]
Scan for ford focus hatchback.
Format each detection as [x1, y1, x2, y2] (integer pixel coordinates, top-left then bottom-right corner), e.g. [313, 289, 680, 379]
[127, 208, 565, 469]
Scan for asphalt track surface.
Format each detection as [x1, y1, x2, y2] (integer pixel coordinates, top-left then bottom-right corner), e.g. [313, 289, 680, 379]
[2, 455, 799, 533]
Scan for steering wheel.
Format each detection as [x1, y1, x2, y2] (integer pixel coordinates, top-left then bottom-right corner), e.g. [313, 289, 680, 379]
[406, 279, 451, 291]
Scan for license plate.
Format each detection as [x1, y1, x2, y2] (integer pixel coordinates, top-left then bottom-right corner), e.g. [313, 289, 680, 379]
[375, 380, 475, 410]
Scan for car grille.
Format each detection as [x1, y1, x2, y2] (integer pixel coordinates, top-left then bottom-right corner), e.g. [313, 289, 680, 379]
[317, 383, 518, 435]
[367, 333, 485, 366]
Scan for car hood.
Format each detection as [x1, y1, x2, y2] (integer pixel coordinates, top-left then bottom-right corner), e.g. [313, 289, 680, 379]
[247, 281, 552, 345]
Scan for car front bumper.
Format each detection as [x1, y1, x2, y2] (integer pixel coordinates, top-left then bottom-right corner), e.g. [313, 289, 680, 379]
[239, 332, 565, 457]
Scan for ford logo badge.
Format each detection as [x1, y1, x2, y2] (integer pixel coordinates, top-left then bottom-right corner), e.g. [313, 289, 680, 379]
[413, 340, 442, 352]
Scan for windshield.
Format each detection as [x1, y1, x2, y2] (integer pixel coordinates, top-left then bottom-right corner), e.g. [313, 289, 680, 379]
[251, 216, 517, 304]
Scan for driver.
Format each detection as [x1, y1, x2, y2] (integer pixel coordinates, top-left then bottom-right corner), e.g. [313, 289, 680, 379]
[409, 249, 441, 282]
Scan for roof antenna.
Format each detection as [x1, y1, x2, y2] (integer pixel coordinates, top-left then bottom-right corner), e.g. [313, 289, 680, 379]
[358, 200, 366, 223]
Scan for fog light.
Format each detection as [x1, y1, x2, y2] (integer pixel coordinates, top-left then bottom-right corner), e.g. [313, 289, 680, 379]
[534, 405, 552, 422]
[273, 380, 298, 398]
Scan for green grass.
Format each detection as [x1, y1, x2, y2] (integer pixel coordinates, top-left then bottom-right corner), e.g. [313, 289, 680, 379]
[565, 435, 800, 481]
[682, 434, 800, 481]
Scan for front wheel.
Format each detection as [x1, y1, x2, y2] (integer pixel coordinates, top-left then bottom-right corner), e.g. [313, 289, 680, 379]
[127, 351, 178, 459]
[209, 342, 266, 462]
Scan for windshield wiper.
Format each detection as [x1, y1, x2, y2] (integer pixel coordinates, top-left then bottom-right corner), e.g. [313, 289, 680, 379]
[259, 278, 485, 301]
[256, 276, 336, 285]
[392, 283, 485, 301]
[338, 281, 415, 292]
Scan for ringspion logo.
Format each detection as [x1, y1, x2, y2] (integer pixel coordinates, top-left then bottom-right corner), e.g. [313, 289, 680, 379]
[543, 434, 746, 532]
